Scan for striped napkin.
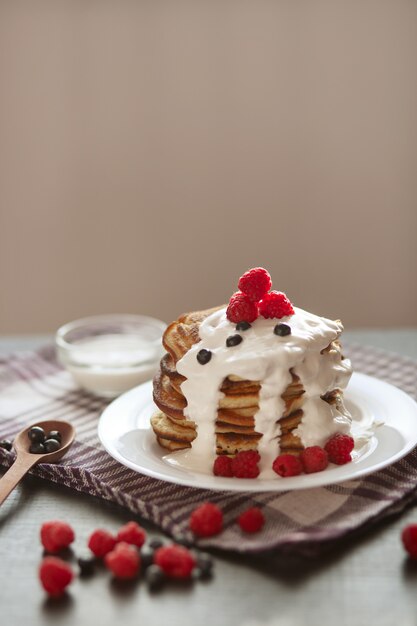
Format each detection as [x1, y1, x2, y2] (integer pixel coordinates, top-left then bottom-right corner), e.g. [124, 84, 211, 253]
[0, 344, 416, 555]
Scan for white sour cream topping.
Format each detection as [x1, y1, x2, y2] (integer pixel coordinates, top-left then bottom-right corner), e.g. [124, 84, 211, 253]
[175, 306, 352, 478]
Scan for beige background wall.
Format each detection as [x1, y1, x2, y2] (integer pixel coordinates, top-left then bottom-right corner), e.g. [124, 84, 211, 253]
[0, 0, 416, 333]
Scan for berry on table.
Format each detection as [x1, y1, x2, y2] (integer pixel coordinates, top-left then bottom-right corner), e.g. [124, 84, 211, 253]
[195, 552, 214, 579]
[213, 455, 233, 477]
[238, 507, 265, 533]
[272, 454, 303, 477]
[300, 446, 329, 474]
[77, 555, 96, 577]
[117, 521, 146, 548]
[153, 544, 196, 579]
[402, 525, 417, 559]
[88, 528, 117, 557]
[145, 564, 166, 590]
[40, 520, 75, 553]
[324, 433, 354, 465]
[189, 502, 224, 537]
[105, 542, 141, 579]
[231, 450, 261, 479]
[258, 291, 294, 319]
[226, 292, 259, 324]
[39, 556, 73, 596]
[148, 538, 164, 551]
[238, 267, 272, 302]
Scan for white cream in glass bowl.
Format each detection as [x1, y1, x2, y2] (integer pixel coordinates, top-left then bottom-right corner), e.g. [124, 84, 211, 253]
[55, 314, 166, 397]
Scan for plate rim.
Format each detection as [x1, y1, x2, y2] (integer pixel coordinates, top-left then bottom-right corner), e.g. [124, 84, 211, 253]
[98, 372, 417, 492]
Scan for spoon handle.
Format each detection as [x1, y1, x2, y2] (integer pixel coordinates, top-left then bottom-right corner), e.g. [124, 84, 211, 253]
[0, 454, 39, 506]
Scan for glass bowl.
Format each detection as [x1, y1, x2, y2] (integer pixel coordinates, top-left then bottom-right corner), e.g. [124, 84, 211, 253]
[55, 314, 166, 397]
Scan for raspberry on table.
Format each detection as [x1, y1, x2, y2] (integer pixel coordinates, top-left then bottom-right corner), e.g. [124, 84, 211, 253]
[324, 433, 354, 465]
[238, 267, 272, 302]
[39, 556, 74, 596]
[88, 528, 117, 557]
[402, 524, 417, 559]
[213, 455, 233, 477]
[272, 454, 303, 477]
[116, 521, 146, 548]
[258, 291, 294, 319]
[226, 292, 259, 324]
[153, 544, 196, 579]
[105, 542, 141, 579]
[231, 450, 261, 479]
[300, 446, 329, 474]
[189, 502, 224, 537]
[238, 507, 265, 533]
[40, 520, 75, 553]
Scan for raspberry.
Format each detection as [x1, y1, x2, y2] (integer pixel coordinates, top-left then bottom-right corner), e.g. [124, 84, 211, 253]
[272, 454, 303, 477]
[88, 528, 117, 557]
[226, 292, 259, 324]
[213, 456, 233, 477]
[258, 291, 294, 319]
[39, 556, 73, 596]
[231, 450, 261, 478]
[238, 507, 265, 533]
[402, 525, 417, 559]
[154, 544, 196, 578]
[116, 521, 146, 548]
[40, 520, 75, 553]
[238, 267, 272, 302]
[324, 433, 354, 465]
[300, 446, 329, 474]
[189, 502, 224, 537]
[105, 542, 140, 579]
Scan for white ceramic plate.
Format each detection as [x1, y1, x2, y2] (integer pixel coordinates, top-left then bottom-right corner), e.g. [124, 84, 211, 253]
[98, 373, 417, 492]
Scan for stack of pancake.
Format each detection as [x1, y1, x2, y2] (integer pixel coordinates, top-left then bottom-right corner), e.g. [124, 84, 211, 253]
[151, 306, 349, 458]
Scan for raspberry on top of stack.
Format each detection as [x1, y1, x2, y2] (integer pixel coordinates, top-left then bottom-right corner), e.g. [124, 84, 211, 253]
[151, 267, 354, 478]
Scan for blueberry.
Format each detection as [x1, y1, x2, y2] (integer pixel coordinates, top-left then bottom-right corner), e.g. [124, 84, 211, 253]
[77, 556, 96, 577]
[140, 547, 155, 570]
[44, 438, 61, 453]
[29, 441, 46, 454]
[273, 323, 291, 337]
[145, 564, 166, 591]
[28, 426, 45, 443]
[226, 334, 243, 348]
[0, 440, 12, 452]
[197, 349, 212, 365]
[235, 321, 251, 331]
[47, 430, 62, 443]
[148, 538, 164, 550]
[196, 553, 214, 578]
[175, 535, 193, 548]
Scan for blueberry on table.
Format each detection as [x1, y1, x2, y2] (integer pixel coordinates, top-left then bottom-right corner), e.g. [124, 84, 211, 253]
[77, 556, 96, 577]
[196, 552, 214, 577]
[148, 538, 164, 550]
[145, 564, 166, 591]
[28, 426, 45, 443]
[29, 442, 46, 454]
[44, 438, 61, 453]
[0, 440, 13, 451]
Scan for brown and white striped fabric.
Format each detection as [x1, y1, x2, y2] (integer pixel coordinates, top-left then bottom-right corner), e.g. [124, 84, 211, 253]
[0, 344, 416, 555]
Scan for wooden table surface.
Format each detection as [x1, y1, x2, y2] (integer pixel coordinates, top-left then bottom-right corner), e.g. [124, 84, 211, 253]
[1, 330, 417, 626]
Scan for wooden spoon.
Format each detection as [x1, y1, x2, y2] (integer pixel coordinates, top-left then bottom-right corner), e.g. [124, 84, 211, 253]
[0, 419, 75, 506]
